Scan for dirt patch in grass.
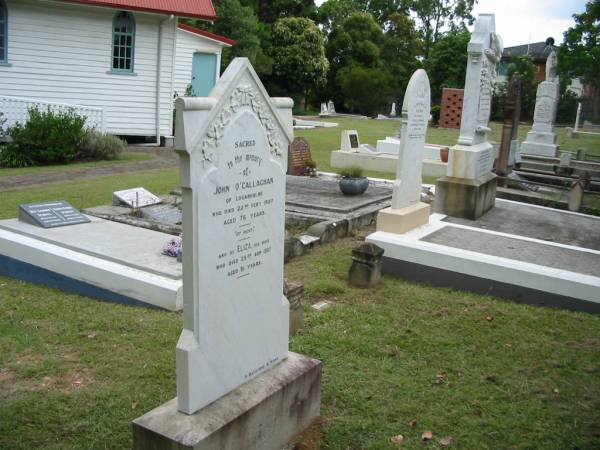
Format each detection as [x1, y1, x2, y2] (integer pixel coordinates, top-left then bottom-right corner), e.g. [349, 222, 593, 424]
[0, 347, 98, 398]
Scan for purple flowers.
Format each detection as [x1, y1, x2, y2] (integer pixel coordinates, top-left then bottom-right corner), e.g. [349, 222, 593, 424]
[163, 234, 182, 258]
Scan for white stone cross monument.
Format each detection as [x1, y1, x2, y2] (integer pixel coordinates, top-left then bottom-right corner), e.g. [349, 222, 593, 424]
[434, 13, 502, 220]
[377, 69, 431, 234]
[521, 50, 560, 157]
[175, 58, 292, 415]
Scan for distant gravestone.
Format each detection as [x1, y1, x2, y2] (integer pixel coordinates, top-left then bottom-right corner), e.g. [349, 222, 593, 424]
[340, 130, 360, 152]
[112, 187, 161, 208]
[377, 69, 431, 234]
[435, 13, 502, 220]
[287, 137, 314, 176]
[142, 204, 182, 225]
[521, 50, 560, 157]
[327, 100, 336, 114]
[319, 102, 328, 115]
[390, 102, 397, 117]
[19, 200, 90, 228]
[174, 58, 293, 415]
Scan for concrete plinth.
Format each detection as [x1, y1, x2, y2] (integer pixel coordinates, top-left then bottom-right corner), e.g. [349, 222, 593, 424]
[377, 202, 430, 234]
[521, 140, 559, 157]
[434, 172, 497, 220]
[132, 352, 321, 450]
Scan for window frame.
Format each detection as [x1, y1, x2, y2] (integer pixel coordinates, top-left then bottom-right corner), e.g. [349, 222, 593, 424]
[110, 11, 135, 74]
[0, 0, 7, 64]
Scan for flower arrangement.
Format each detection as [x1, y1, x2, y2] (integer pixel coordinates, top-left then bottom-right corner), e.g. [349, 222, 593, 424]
[163, 234, 182, 258]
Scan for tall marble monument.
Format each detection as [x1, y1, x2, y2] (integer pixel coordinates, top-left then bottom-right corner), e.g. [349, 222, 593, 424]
[434, 13, 502, 220]
[377, 69, 431, 234]
[132, 58, 322, 449]
[521, 50, 560, 157]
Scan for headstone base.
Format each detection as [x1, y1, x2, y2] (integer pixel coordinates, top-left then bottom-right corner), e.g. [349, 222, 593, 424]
[132, 352, 321, 450]
[434, 172, 497, 220]
[376, 202, 430, 234]
[446, 142, 494, 179]
[521, 140, 559, 157]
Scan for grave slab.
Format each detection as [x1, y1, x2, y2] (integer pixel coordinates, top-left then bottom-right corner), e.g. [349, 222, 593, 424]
[367, 199, 600, 313]
[0, 217, 182, 310]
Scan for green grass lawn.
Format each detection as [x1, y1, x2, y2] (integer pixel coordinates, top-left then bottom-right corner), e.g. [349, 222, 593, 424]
[296, 118, 600, 178]
[1, 230, 599, 449]
[0, 176, 599, 449]
[0, 152, 154, 178]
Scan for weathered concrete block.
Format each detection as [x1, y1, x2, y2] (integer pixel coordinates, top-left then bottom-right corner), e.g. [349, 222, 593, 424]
[132, 352, 321, 450]
[434, 172, 497, 220]
[348, 242, 384, 288]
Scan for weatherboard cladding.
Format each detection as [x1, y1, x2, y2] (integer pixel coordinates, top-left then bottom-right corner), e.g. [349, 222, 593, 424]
[55, 0, 216, 20]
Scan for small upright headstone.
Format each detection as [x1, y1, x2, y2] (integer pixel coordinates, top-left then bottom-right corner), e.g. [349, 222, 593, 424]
[434, 14, 502, 220]
[287, 137, 315, 176]
[112, 187, 161, 208]
[521, 50, 560, 157]
[319, 102, 328, 115]
[340, 130, 360, 152]
[377, 69, 431, 234]
[327, 100, 336, 115]
[390, 102, 397, 117]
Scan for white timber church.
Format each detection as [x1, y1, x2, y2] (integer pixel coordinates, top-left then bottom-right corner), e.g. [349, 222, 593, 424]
[0, 0, 234, 144]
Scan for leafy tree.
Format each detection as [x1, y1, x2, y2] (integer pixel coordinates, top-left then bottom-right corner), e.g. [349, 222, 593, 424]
[317, 0, 403, 32]
[186, 0, 272, 75]
[266, 17, 329, 110]
[336, 65, 393, 115]
[240, 0, 317, 23]
[424, 26, 470, 104]
[491, 55, 537, 121]
[381, 13, 422, 105]
[559, 0, 600, 90]
[408, 0, 476, 58]
[325, 12, 392, 114]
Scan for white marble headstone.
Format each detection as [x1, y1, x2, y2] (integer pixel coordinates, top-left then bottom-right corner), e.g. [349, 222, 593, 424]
[521, 50, 560, 157]
[320, 102, 328, 115]
[392, 70, 430, 209]
[390, 102, 397, 117]
[447, 14, 502, 180]
[174, 58, 292, 415]
[328, 100, 336, 114]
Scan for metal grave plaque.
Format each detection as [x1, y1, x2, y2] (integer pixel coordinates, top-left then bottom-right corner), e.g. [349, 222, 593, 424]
[112, 187, 161, 208]
[141, 204, 182, 225]
[19, 200, 91, 228]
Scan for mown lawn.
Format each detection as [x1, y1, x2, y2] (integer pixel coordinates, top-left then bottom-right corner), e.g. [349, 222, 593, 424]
[296, 118, 600, 177]
[0, 176, 599, 449]
[0, 152, 154, 178]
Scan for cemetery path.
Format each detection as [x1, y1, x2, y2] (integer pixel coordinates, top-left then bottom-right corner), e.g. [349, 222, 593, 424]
[0, 147, 178, 192]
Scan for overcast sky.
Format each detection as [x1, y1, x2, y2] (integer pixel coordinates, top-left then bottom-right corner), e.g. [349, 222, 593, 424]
[314, 0, 588, 48]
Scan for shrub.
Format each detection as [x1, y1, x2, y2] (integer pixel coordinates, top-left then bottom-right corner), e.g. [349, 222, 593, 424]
[0, 143, 34, 168]
[79, 131, 126, 160]
[9, 107, 87, 164]
[340, 166, 364, 178]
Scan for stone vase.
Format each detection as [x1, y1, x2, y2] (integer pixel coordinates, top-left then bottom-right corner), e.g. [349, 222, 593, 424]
[339, 177, 369, 195]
